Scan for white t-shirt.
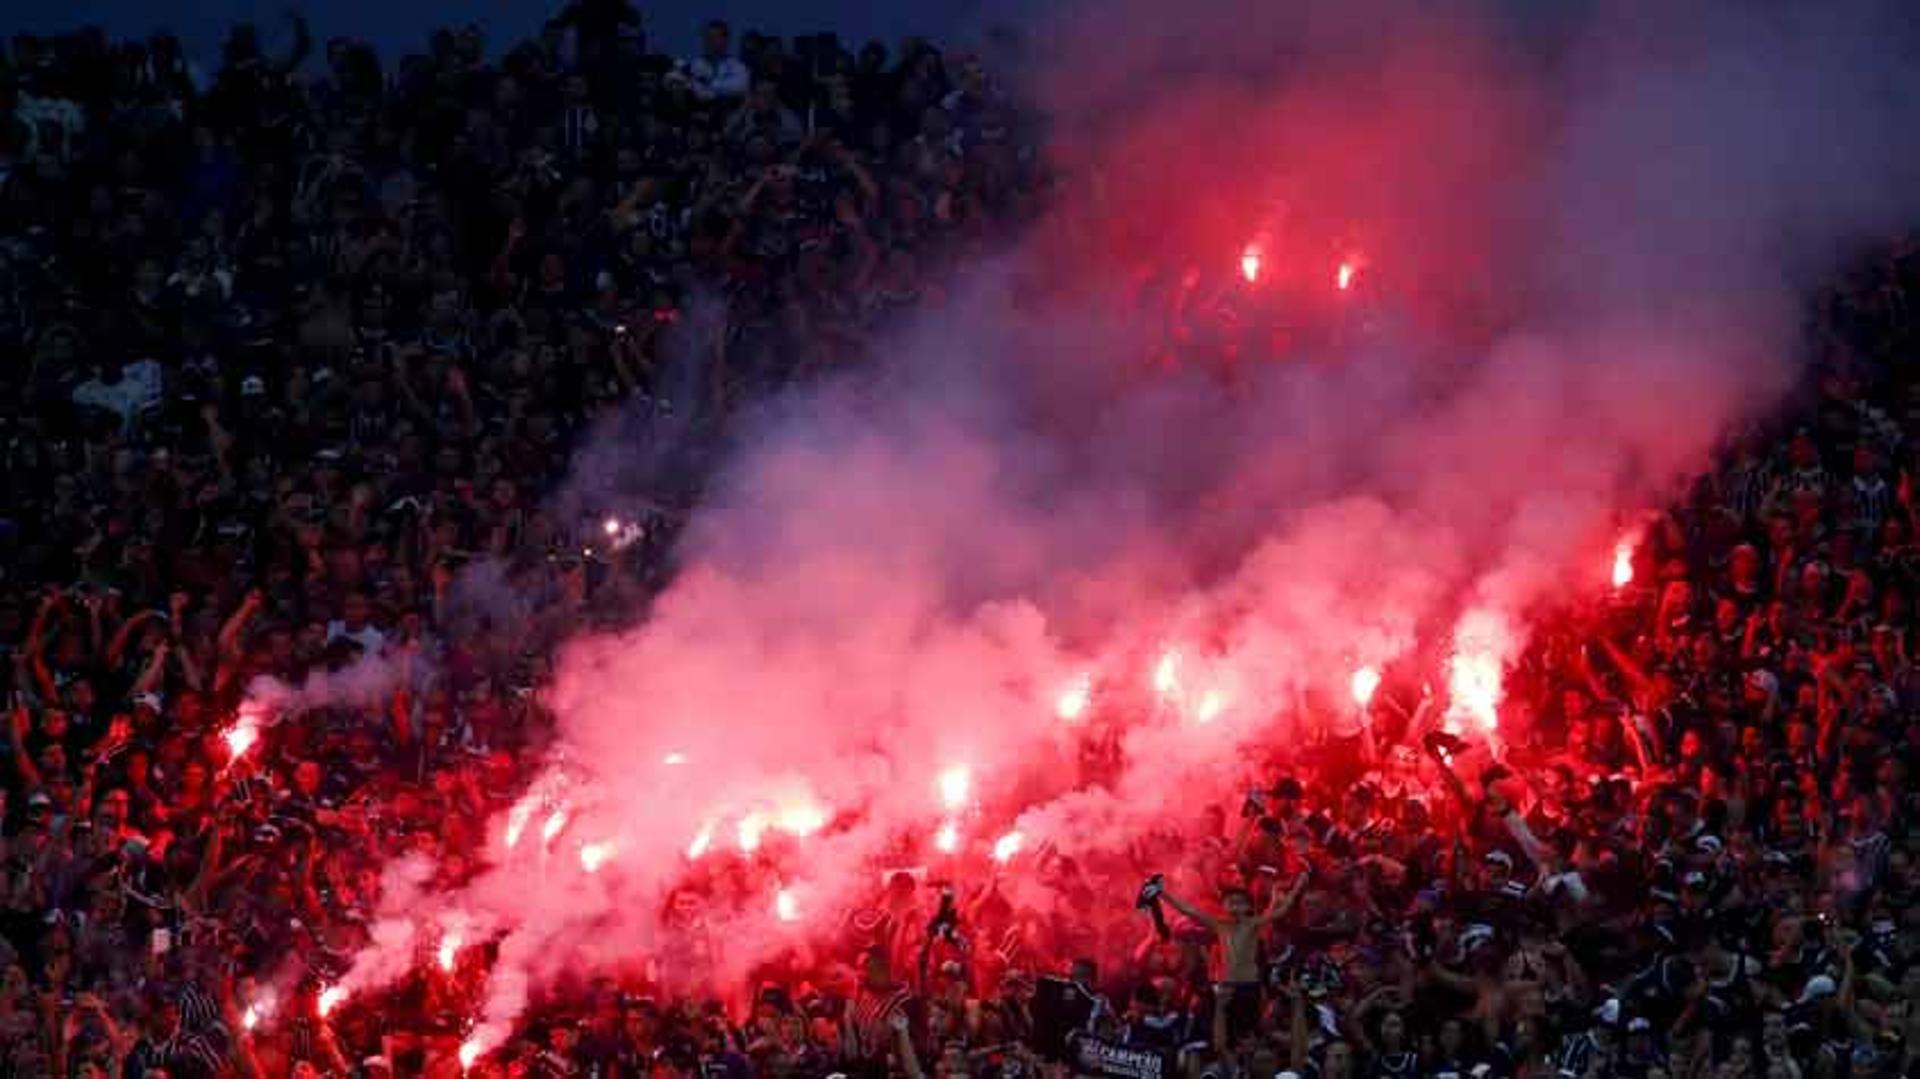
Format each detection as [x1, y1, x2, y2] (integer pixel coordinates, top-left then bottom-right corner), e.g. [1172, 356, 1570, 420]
[72, 360, 163, 427]
[676, 56, 750, 101]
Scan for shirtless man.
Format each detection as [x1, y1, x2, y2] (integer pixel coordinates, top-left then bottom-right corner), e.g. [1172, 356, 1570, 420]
[1160, 869, 1310, 1040]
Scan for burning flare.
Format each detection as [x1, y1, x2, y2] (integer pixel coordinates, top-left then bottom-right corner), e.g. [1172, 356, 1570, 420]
[736, 813, 767, 853]
[1336, 261, 1357, 291]
[503, 797, 536, 850]
[222, 718, 260, 760]
[1152, 650, 1181, 698]
[687, 822, 715, 860]
[317, 985, 346, 1018]
[1611, 539, 1635, 589]
[933, 820, 960, 854]
[774, 888, 800, 922]
[937, 765, 973, 811]
[991, 831, 1025, 863]
[437, 929, 463, 973]
[1195, 688, 1226, 723]
[1350, 666, 1381, 708]
[579, 840, 616, 874]
[242, 991, 273, 1032]
[540, 808, 570, 847]
[775, 800, 827, 837]
[1240, 246, 1263, 284]
[1055, 674, 1091, 721]
[459, 1039, 484, 1071]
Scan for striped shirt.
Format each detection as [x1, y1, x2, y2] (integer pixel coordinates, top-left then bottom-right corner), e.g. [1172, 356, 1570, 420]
[1850, 474, 1893, 533]
[843, 985, 912, 1061]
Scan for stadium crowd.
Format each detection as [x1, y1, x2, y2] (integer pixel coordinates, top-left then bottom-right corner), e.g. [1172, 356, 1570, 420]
[0, 3, 1918, 1078]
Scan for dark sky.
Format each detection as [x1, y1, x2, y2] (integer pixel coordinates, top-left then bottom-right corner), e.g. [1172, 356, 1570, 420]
[6, 0, 1002, 69]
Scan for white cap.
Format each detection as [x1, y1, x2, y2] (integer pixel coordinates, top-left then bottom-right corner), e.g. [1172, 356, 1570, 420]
[1798, 975, 1838, 1003]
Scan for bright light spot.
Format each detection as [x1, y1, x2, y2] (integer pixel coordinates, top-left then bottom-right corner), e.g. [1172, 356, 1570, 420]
[459, 1039, 483, 1070]
[1240, 247, 1263, 284]
[317, 985, 346, 1018]
[775, 801, 827, 837]
[687, 823, 715, 860]
[602, 516, 622, 537]
[1153, 650, 1181, 698]
[1351, 666, 1381, 709]
[1336, 261, 1356, 291]
[223, 719, 259, 759]
[1446, 610, 1510, 734]
[242, 991, 273, 1032]
[437, 929, 462, 973]
[774, 888, 800, 922]
[937, 765, 972, 812]
[1196, 689, 1226, 723]
[580, 840, 616, 874]
[540, 808, 570, 847]
[737, 813, 767, 853]
[1612, 540, 1635, 589]
[662, 751, 687, 766]
[504, 797, 536, 850]
[1055, 674, 1091, 721]
[992, 831, 1025, 863]
[934, 820, 960, 854]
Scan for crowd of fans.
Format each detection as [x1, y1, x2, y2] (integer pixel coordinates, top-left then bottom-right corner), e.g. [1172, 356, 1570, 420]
[0, 3, 1917, 1078]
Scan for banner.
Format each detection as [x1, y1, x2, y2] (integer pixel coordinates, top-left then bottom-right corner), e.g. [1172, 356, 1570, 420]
[1070, 1035, 1167, 1079]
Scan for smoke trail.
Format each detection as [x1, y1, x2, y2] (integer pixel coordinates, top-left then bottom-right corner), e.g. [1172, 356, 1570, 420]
[243, 648, 426, 722]
[338, 0, 1920, 1041]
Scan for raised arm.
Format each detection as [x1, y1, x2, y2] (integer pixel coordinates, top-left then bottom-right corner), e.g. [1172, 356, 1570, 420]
[1158, 888, 1223, 933]
[1255, 868, 1311, 926]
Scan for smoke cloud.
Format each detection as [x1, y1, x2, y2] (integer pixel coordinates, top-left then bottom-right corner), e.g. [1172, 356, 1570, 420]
[341, 0, 1920, 1047]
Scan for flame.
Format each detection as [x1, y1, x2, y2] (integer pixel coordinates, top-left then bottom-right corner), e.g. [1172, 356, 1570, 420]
[775, 801, 827, 837]
[1350, 666, 1381, 708]
[1196, 689, 1226, 723]
[242, 990, 273, 1032]
[602, 516, 622, 537]
[579, 840, 616, 873]
[934, 820, 960, 853]
[1336, 261, 1356, 290]
[1152, 650, 1181, 698]
[1448, 650, 1502, 732]
[459, 1039, 483, 1070]
[222, 719, 259, 759]
[991, 831, 1025, 863]
[1446, 609, 1511, 733]
[737, 813, 767, 853]
[437, 929, 462, 973]
[317, 985, 346, 1018]
[662, 751, 688, 766]
[1611, 540, 1635, 589]
[774, 888, 800, 922]
[687, 823, 715, 860]
[1055, 674, 1091, 721]
[1240, 247, 1263, 284]
[503, 797, 536, 850]
[540, 808, 570, 847]
[937, 765, 972, 812]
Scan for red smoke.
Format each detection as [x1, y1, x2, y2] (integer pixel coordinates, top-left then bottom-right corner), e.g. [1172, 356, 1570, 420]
[310, 0, 1920, 1045]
